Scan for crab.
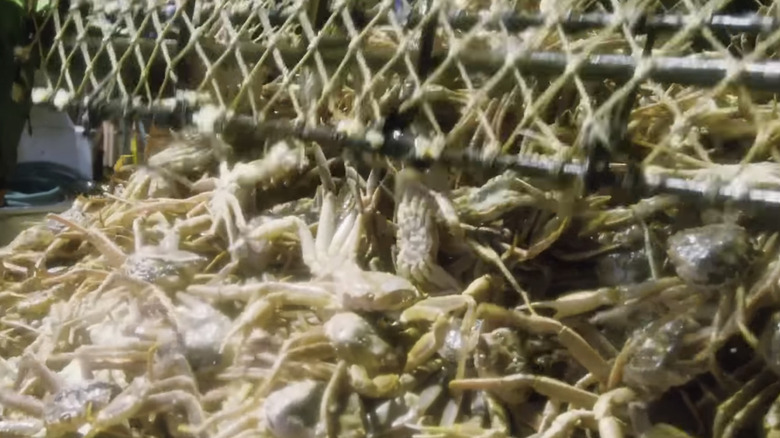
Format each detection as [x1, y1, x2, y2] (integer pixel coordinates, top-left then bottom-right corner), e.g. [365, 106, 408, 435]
[399, 274, 610, 385]
[0, 224, 56, 271]
[450, 170, 544, 224]
[615, 313, 710, 395]
[393, 167, 463, 294]
[530, 310, 713, 438]
[34, 197, 107, 271]
[665, 223, 761, 357]
[46, 213, 206, 295]
[576, 194, 680, 239]
[473, 326, 531, 404]
[262, 371, 370, 438]
[553, 194, 680, 288]
[192, 330, 366, 438]
[145, 129, 225, 179]
[449, 373, 604, 434]
[530, 222, 757, 332]
[452, 371, 651, 438]
[394, 167, 544, 312]
[47, 321, 208, 438]
[173, 292, 233, 373]
[322, 311, 409, 398]
[525, 276, 683, 322]
[585, 312, 712, 435]
[188, 139, 308, 262]
[7, 282, 75, 321]
[188, 162, 422, 347]
[80, 374, 206, 438]
[264, 380, 326, 438]
[114, 165, 186, 202]
[667, 223, 757, 289]
[0, 353, 122, 437]
[264, 379, 325, 436]
[73, 288, 230, 380]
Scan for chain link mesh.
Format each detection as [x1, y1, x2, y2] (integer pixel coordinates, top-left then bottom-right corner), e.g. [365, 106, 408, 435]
[30, 0, 780, 178]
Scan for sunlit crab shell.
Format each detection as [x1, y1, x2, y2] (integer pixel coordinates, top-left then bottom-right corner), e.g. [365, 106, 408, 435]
[596, 250, 652, 287]
[324, 312, 400, 375]
[622, 315, 708, 395]
[264, 380, 325, 438]
[666, 223, 757, 288]
[43, 381, 122, 434]
[175, 294, 233, 372]
[123, 252, 204, 290]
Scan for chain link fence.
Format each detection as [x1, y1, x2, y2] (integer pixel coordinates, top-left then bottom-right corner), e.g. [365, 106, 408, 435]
[29, 0, 780, 202]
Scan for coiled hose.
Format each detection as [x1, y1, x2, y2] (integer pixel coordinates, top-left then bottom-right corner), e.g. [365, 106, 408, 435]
[5, 161, 94, 207]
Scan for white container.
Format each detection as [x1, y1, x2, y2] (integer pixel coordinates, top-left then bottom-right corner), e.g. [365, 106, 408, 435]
[17, 106, 93, 180]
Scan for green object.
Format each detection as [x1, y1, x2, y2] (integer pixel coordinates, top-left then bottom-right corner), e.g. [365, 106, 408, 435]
[641, 424, 697, 438]
[0, 0, 33, 194]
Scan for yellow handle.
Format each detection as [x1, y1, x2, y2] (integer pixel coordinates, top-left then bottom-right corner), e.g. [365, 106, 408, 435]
[130, 120, 145, 165]
[130, 130, 139, 165]
[113, 155, 134, 173]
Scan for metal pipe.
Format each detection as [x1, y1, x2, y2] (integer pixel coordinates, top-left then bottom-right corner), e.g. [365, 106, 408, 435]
[444, 11, 780, 35]
[41, 93, 780, 208]
[185, 5, 780, 36]
[458, 50, 780, 92]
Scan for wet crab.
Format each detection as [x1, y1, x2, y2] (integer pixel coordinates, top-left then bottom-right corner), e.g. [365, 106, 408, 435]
[531, 222, 757, 329]
[192, 329, 370, 438]
[264, 379, 325, 438]
[75, 372, 206, 438]
[46, 214, 206, 295]
[44, 316, 209, 438]
[400, 274, 610, 386]
[664, 223, 761, 363]
[615, 313, 711, 395]
[393, 167, 542, 310]
[323, 311, 408, 398]
[145, 129, 226, 179]
[393, 166, 462, 294]
[189, 161, 422, 343]
[0, 353, 122, 437]
[262, 374, 370, 438]
[188, 139, 308, 262]
[61, 287, 231, 381]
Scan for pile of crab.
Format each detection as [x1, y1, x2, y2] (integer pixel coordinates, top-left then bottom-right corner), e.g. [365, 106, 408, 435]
[2, 127, 780, 438]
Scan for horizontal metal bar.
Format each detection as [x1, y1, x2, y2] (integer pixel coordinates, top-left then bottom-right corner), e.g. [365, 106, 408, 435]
[42, 92, 780, 209]
[459, 50, 780, 92]
[220, 115, 589, 181]
[191, 4, 779, 36]
[33, 94, 195, 128]
[444, 11, 780, 35]
[219, 115, 780, 208]
[647, 175, 780, 206]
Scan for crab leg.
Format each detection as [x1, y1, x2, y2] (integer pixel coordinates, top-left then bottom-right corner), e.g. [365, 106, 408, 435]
[541, 409, 598, 438]
[478, 304, 610, 384]
[0, 419, 44, 436]
[0, 389, 45, 417]
[46, 214, 127, 268]
[221, 289, 335, 351]
[450, 373, 598, 409]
